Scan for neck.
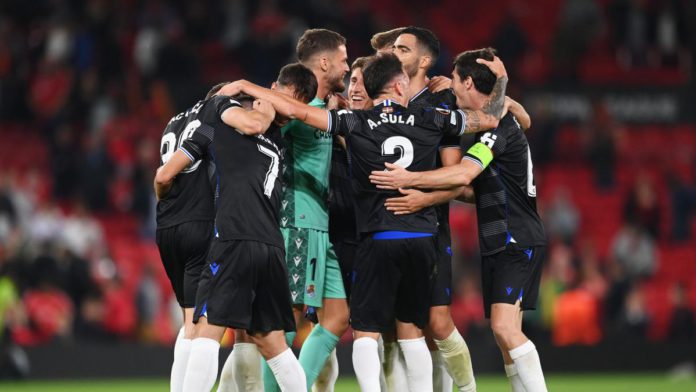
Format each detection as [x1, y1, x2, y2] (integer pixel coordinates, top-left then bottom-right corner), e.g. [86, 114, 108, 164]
[375, 93, 405, 107]
[468, 90, 489, 111]
[408, 72, 428, 99]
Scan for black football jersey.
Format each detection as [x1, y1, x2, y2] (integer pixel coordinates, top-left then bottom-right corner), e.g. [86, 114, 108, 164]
[156, 99, 216, 229]
[327, 100, 468, 235]
[409, 87, 461, 242]
[329, 137, 358, 244]
[181, 96, 284, 248]
[464, 113, 546, 255]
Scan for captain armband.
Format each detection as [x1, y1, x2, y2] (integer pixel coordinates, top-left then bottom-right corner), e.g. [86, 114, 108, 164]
[464, 142, 493, 170]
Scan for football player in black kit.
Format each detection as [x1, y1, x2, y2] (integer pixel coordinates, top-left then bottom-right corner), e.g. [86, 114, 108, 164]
[154, 83, 283, 392]
[158, 91, 306, 392]
[221, 52, 507, 392]
[370, 48, 548, 392]
[215, 63, 319, 392]
[392, 26, 476, 392]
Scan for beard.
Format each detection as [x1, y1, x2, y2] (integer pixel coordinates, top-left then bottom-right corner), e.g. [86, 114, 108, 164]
[404, 60, 419, 79]
[328, 74, 346, 94]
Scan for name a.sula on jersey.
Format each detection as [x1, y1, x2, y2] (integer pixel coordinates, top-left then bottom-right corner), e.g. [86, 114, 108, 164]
[368, 114, 415, 130]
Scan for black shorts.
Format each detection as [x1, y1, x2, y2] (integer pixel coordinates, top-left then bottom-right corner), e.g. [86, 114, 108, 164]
[431, 231, 453, 307]
[350, 235, 437, 333]
[193, 238, 296, 334]
[156, 220, 213, 308]
[481, 243, 545, 318]
[333, 240, 357, 301]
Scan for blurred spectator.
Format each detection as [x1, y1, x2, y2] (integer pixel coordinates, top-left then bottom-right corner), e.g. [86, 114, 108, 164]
[613, 283, 650, 339]
[585, 102, 619, 190]
[611, 222, 657, 280]
[538, 242, 576, 329]
[653, 0, 689, 68]
[0, 178, 19, 245]
[492, 11, 529, 76]
[79, 135, 114, 212]
[667, 172, 695, 242]
[73, 288, 112, 341]
[604, 261, 632, 328]
[102, 277, 137, 338]
[136, 263, 161, 341]
[545, 188, 580, 245]
[623, 175, 661, 239]
[552, 287, 602, 346]
[610, 0, 654, 68]
[450, 275, 485, 337]
[61, 201, 105, 260]
[552, 0, 603, 81]
[13, 272, 73, 346]
[668, 283, 695, 340]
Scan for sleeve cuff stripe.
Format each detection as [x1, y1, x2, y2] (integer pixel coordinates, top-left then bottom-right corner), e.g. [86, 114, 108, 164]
[326, 111, 333, 132]
[179, 147, 195, 162]
[463, 155, 484, 170]
[457, 109, 467, 136]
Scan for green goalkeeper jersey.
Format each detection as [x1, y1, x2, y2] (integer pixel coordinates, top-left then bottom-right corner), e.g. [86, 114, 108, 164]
[280, 97, 332, 232]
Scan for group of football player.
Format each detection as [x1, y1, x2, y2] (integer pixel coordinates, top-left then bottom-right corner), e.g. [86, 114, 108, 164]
[155, 25, 548, 392]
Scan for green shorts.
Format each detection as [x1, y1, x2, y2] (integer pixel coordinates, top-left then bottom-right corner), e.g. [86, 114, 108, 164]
[282, 227, 346, 307]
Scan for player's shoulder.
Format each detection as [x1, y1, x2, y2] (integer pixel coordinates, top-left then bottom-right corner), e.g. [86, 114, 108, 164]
[431, 89, 457, 108]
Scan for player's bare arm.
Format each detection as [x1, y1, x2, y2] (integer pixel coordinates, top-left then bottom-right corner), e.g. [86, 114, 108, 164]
[154, 149, 195, 200]
[221, 80, 330, 131]
[370, 157, 485, 190]
[504, 96, 531, 130]
[384, 187, 465, 215]
[455, 186, 476, 204]
[220, 99, 275, 135]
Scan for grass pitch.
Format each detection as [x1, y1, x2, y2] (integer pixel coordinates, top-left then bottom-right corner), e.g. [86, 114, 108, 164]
[1, 374, 695, 391]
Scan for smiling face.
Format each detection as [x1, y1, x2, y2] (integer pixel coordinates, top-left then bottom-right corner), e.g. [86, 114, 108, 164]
[326, 45, 350, 93]
[348, 68, 372, 110]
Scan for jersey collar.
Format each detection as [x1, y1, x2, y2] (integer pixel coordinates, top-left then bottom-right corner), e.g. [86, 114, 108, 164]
[409, 86, 429, 102]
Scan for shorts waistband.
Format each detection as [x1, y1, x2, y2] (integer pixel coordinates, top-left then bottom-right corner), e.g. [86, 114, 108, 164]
[372, 231, 434, 240]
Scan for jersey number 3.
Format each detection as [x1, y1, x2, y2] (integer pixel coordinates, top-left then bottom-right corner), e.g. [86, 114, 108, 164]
[381, 136, 414, 169]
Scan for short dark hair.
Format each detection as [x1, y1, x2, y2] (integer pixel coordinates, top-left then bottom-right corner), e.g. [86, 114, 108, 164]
[206, 82, 230, 99]
[362, 54, 404, 100]
[296, 29, 346, 63]
[351, 57, 369, 71]
[453, 48, 497, 95]
[276, 62, 318, 103]
[370, 27, 405, 51]
[399, 26, 440, 62]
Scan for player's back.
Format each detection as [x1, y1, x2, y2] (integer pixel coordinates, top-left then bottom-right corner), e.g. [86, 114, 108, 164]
[470, 113, 546, 255]
[156, 100, 215, 229]
[213, 121, 284, 248]
[336, 100, 462, 234]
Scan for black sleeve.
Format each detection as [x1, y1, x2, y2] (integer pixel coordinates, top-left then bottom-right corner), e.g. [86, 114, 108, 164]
[180, 122, 215, 162]
[327, 109, 361, 136]
[210, 95, 243, 119]
[477, 116, 519, 157]
[420, 107, 467, 137]
[440, 134, 461, 149]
